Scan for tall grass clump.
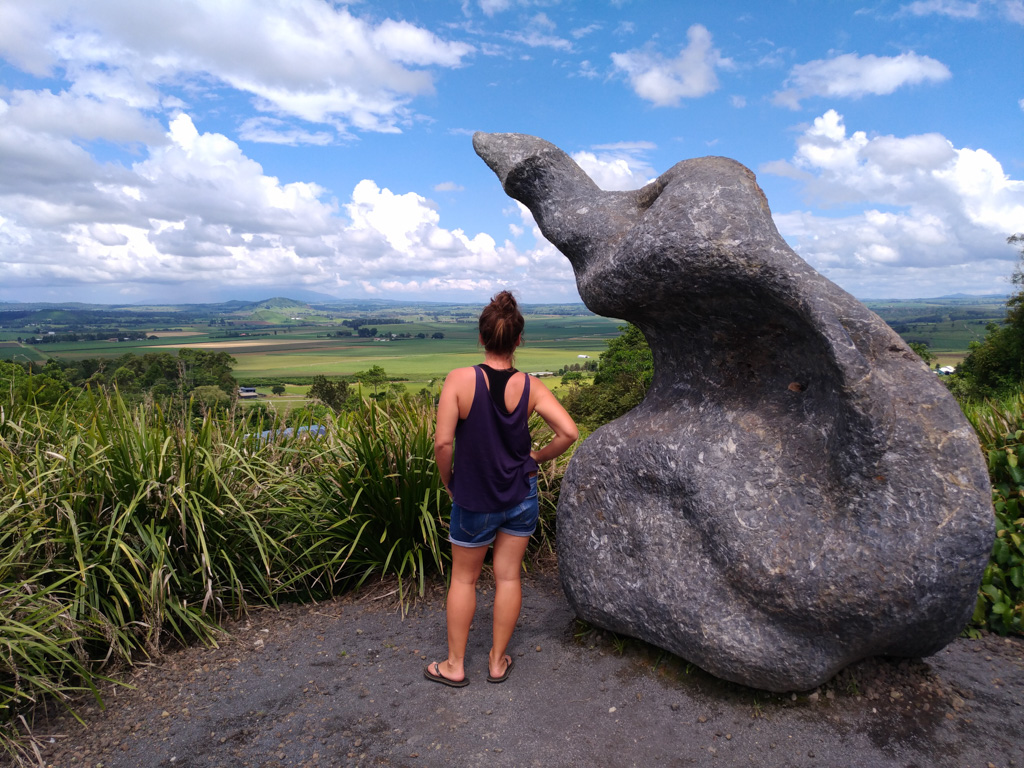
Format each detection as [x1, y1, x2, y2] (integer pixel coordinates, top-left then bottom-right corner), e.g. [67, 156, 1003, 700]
[961, 392, 1024, 635]
[0, 387, 573, 762]
[0, 391, 308, 759]
[287, 398, 451, 606]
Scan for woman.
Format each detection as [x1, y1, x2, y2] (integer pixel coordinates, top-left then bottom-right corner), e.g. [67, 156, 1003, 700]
[426, 291, 579, 687]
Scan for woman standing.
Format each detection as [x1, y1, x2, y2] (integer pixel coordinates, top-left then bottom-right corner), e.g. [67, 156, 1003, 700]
[426, 291, 579, 686]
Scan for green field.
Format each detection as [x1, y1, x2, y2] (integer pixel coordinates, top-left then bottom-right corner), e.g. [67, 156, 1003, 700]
[6, 314, 622, 388]
[3, 295, 1009, 377]
[863, 296, 1006, 366]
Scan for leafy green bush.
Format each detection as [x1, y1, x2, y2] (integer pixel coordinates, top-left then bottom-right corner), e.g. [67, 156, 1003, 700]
[561, 324, 652, 431]
[962, 394, 1024, 635]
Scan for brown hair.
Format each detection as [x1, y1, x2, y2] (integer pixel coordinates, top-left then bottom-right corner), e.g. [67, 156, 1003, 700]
[479, 290, 524, 358]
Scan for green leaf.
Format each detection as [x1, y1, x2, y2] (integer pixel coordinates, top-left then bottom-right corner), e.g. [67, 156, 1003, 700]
[981, 583, 1002, 600]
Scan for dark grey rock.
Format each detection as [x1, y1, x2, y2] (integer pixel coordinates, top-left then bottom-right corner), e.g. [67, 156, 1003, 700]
[473, 132, 995, 692]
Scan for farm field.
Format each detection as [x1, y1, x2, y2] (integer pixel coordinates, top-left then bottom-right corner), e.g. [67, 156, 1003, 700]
[224, 317, 620, 386]
[4, 313, 622, 388]
[2, 295, 1009, 377]
[863, 295, 1006, 366]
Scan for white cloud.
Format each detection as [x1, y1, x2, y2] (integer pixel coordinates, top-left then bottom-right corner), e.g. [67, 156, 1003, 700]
[237, 117, 335, 146]
[901, 0, 982, 18]
[773, 52, 951, 109]
[571, 24, 601, 39]
[510, 13, 574, 51]
[0, 0, 475, 134]
[0, 113, 563, 301]
[611, 25, 732, 106]
[2, 89, 166, 146]
[899, 0, 1024, 22]
[477, 0, 514, 16]
[571, 142, 657, 190]
[1005, 0, 1024, 23]
[434, 181, 465, 192]
[763, 110, 1024, 296]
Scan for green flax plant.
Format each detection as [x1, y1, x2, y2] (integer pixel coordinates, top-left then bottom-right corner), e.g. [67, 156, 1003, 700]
[0, 390, 309, 759]
[0, 388, 570, 762]
[289, 398, 450, 607]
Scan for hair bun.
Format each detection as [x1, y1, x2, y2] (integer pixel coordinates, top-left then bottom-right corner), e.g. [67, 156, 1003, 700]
[479, 290, 524, 358]
[492, 290, 517, 311]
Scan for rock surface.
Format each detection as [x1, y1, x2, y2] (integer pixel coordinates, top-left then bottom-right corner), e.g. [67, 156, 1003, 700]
[473, 131, 995, 692]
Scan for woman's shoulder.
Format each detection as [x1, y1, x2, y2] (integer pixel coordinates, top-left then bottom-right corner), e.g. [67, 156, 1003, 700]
[444, 366, 479, 385]
[524, 371, 549, 388]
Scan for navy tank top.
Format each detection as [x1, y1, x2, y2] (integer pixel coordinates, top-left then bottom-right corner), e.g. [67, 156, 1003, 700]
[450, 366, 539, 512]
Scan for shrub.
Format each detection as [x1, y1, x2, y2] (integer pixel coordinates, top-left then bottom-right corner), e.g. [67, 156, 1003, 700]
[962, 393, 1024, 635]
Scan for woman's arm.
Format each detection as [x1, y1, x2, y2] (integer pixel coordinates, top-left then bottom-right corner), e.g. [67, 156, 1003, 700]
[529, 377, 579, 464]
[434, 368, 472, 491]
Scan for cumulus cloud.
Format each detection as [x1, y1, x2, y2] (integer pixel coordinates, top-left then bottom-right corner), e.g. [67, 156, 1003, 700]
[773, 52, 951, 109]
[611, 25, 732, 106]
[0, 113, 559, 301]
[570, 142, 657, 190]
[0, 0, 474, 134]
[763, 110, 1024, 296]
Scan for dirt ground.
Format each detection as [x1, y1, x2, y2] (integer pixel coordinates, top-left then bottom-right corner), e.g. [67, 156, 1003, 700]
[24, 567, 1024, 768]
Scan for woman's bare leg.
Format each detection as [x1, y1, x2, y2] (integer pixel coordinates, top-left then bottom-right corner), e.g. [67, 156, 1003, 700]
[438, 543, 488, 681]
[488, 532, 531, 677]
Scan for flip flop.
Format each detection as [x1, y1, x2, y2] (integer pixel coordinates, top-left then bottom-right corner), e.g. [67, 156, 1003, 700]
[424, 661, 469, 688]
[487, 655, 514, 684]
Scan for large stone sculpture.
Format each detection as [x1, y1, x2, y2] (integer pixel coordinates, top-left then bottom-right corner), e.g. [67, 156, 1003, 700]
[473, 132, 994, 692]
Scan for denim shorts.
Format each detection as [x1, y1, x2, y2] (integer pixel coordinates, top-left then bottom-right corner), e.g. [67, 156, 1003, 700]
[449, 475, 539, 548]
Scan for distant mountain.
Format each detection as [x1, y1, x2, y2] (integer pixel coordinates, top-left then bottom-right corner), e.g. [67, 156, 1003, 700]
[936, 293, 1010, 300]
[246, 297, 312, 311]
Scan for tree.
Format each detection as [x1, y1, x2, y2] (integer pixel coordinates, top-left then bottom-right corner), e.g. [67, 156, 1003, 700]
[431, 332, 445, 339]
[954, 234, 1024, 398]
[354, 365, 389, 396]
[308, 375, 349, 411]
[560, 324, 653, 431]
[271, 384, 286, 396]
[908, 342, 936, 366]
[561, 370, 584, 385]
[191, 385, 230, 414]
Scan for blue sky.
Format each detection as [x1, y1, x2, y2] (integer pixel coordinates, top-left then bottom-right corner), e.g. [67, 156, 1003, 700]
[0, 0, 1021, 306]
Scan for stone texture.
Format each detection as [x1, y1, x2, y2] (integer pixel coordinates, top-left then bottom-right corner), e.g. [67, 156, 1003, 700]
[473, 131, 995, 692]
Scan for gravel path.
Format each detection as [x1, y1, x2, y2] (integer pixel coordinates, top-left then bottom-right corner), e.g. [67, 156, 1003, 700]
[29, 568, 1024, 768]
